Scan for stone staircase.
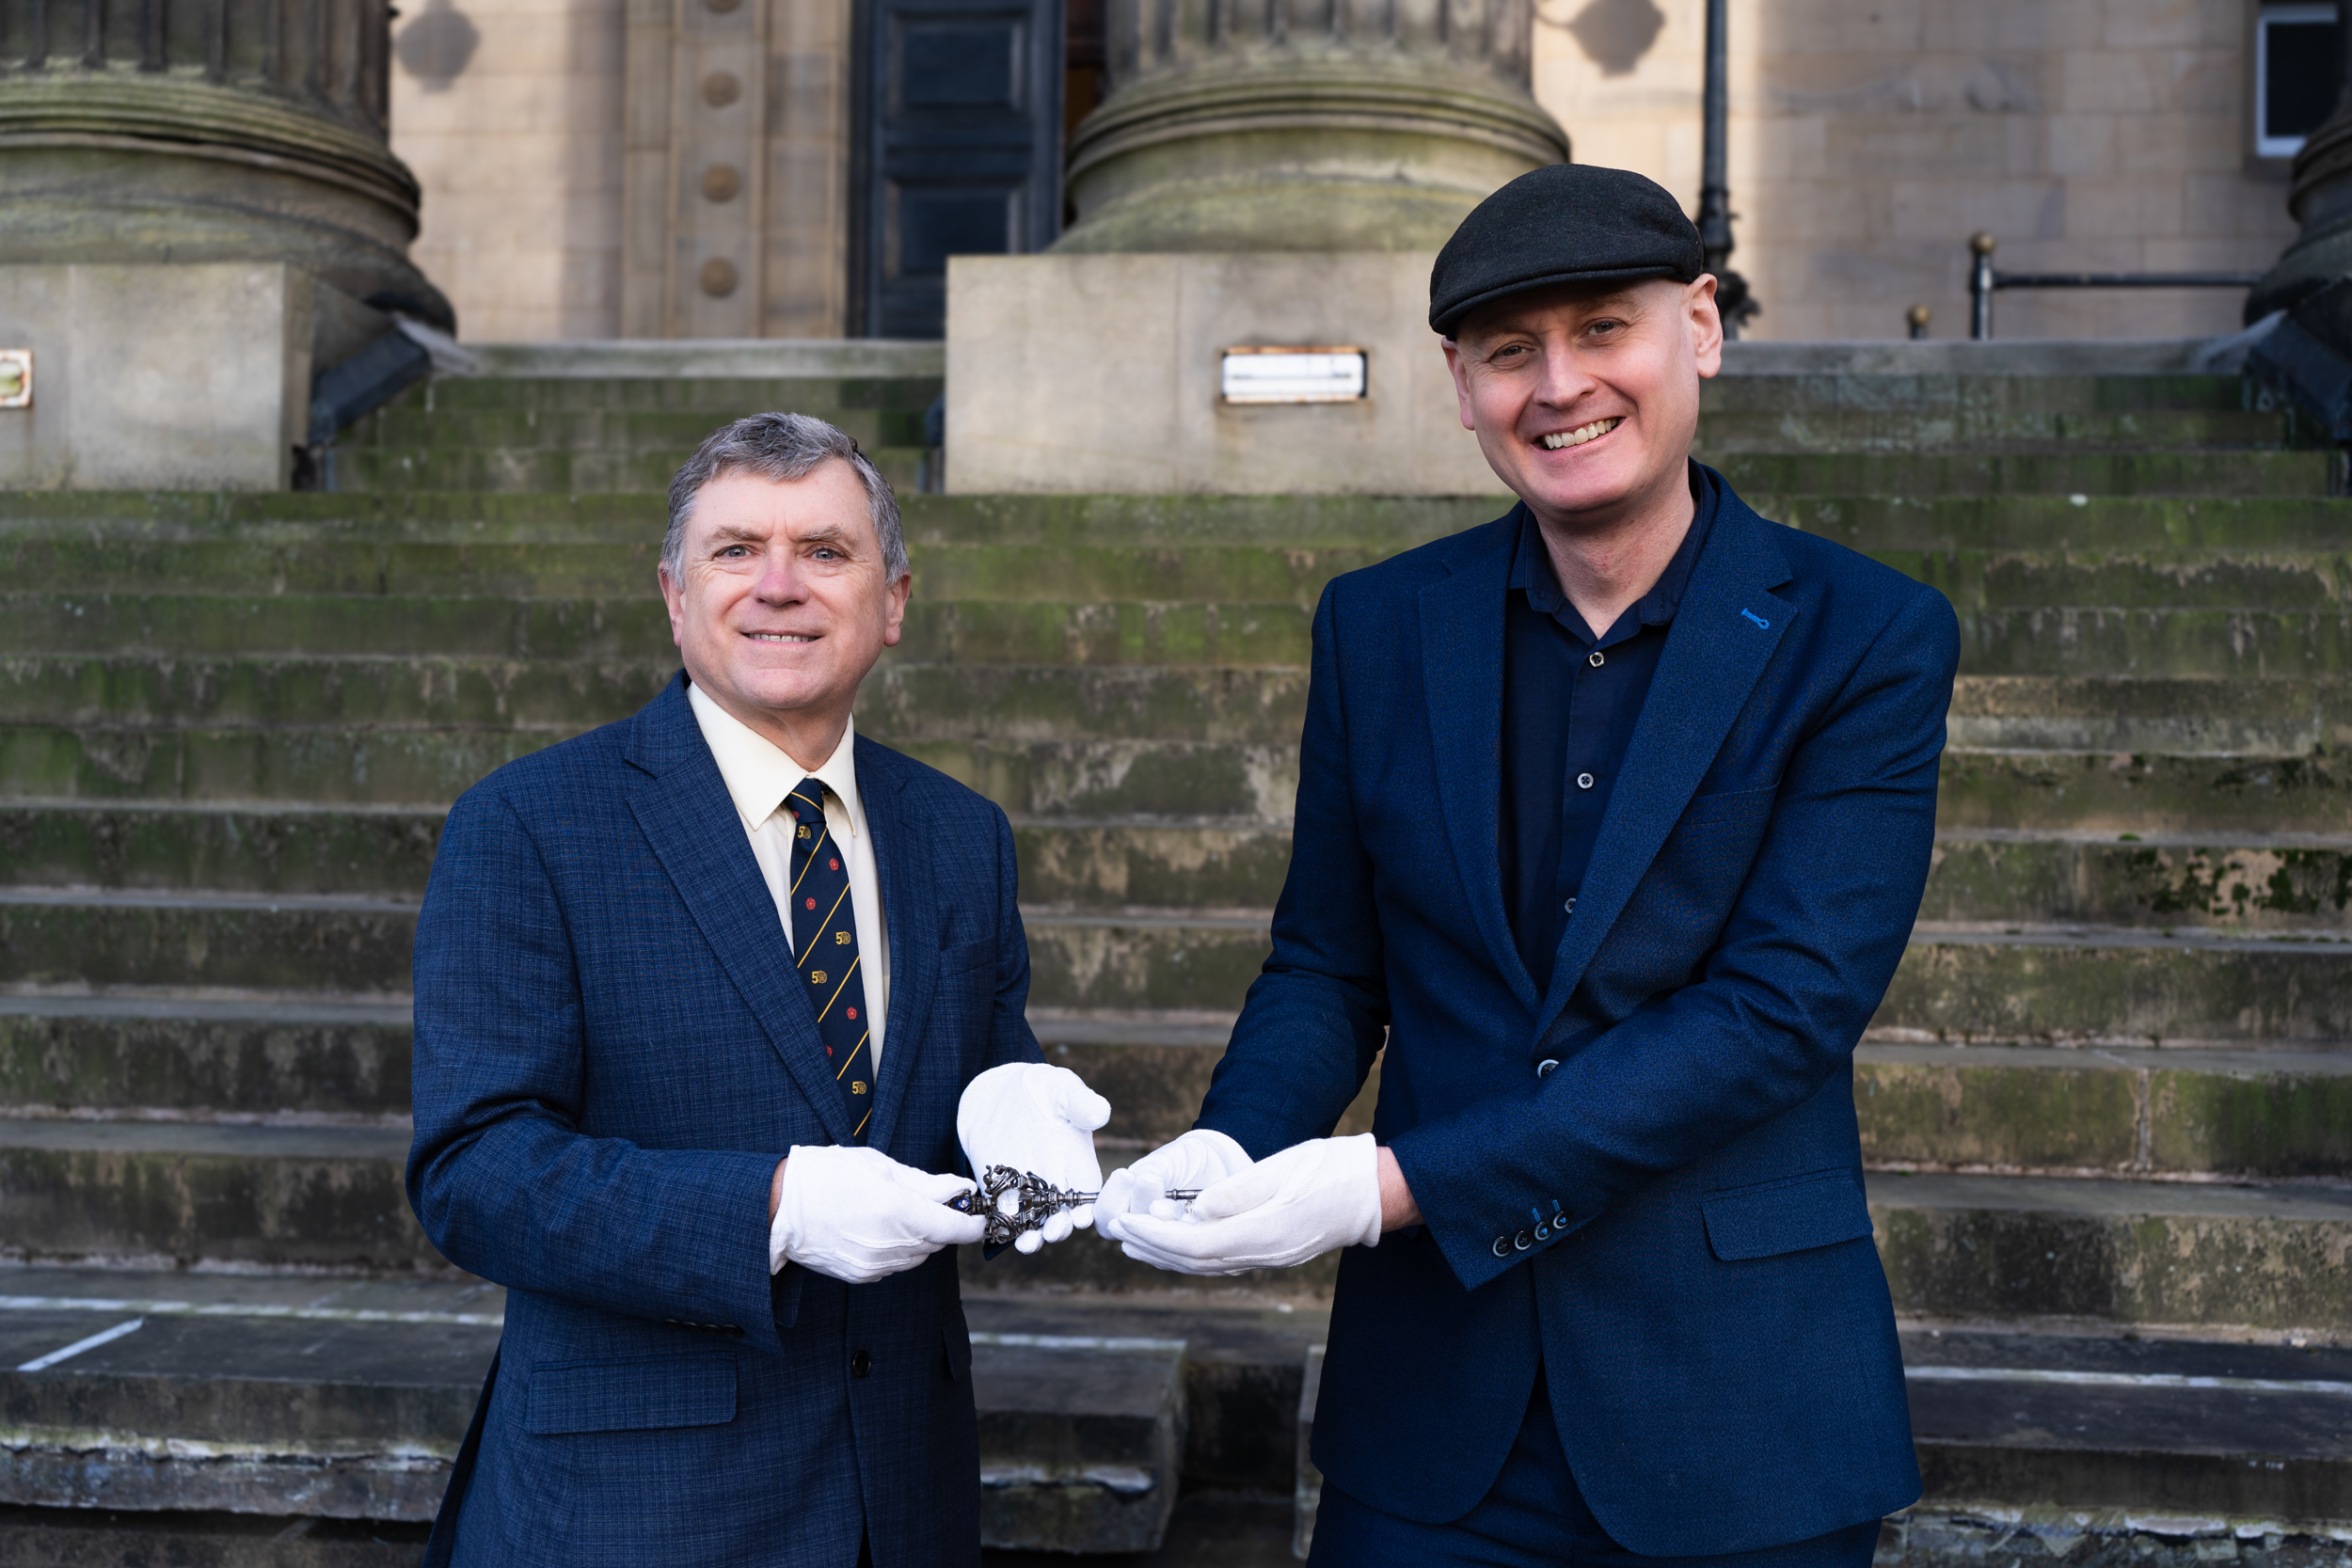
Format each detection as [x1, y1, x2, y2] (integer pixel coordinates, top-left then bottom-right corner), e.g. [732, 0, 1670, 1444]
[3, 344, 2349, 1564]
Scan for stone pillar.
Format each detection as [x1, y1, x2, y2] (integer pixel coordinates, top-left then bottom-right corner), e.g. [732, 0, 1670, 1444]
[1056, 0, 1567, 253]
[0, 0, 450, 329]
[2248, 8, 2352, 323]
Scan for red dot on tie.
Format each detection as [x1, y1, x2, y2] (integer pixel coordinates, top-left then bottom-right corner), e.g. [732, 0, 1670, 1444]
[805, 897, 817, 910]
[830, 858, 839, 871]
[825, 1046, 834, 1056]
[847, 1007, 857, 1020]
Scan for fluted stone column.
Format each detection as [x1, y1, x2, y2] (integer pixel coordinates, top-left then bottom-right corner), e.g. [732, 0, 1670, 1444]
[1056, 0, 1568, 253]
[0, 0, 450, 328]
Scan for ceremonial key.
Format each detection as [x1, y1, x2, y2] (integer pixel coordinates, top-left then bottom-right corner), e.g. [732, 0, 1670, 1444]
[947, 1164, 1202, 1248]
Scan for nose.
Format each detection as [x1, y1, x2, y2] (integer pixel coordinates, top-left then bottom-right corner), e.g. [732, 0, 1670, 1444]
[1533, 339, 1598, 409]
[751, 546, 806, 603]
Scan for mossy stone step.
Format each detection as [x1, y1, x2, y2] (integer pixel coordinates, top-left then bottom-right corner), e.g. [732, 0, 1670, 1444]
[1923, 832, 2352, 929]
[1946, 674, 2352, 755]
[367, 373, 940, 416]
[347, 406, 927, 453]
[0, 891, 420, 997]
[1699, 372, 2254, 416]
[1854, 1042, 2352, 1178]
[0, 723, 563, 807]
[1771, 493, 2352, 552]
[0, 656, 676, 731]
[1692, 406, 2291, 455]
[0, 1119, 438, 1270]
[1871, 1171, 2352, 1332]
[0, 594, 673, 659]
[332, 446, 926, 496]
[0, 995, 412, 1118]
[1714, 450, 2328, 499]
[1937, 751, 2352, 836]
[1885, 926, 2352, 1044]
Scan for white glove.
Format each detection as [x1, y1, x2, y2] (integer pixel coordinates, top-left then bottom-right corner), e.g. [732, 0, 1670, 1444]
[1107, 1133, 1381, 1275]
[769, 1144, 986, 1284]
[958, 1062, 1113, 1253]
[1097, 1127, 1254, 1236]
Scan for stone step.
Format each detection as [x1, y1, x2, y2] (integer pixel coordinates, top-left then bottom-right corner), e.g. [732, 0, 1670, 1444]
[23, 892, 2352, 1040]
[359, 372, 941, 416]
[0, 993, 412, 1120]
[1895, 1328, 2352, 1544]
[0, 1120, 436, 1270]
[1922, 831, 2352, 931]
[1938, 751, 2352, 836]
[0, 1271, 1277, 1548]
[0, 723, 562, 808]
[1946, 675, 2352, 755]
[1872, 1171, 2352, 1333]
[1775, 493, 2352, 552]
[23, 792, 2352, 939]
[345, 404, 930, 454]
[1710, 450, 2328, 499]
[1699, 372, 2253, 416]
[1854, 1042, 2352, 1179]
[1885, 924, 2352, 1045]
[334, 445, 927, 496]
[1692, 405, 2291, 455]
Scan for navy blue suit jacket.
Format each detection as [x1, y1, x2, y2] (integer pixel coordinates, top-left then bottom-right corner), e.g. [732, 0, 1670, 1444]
[406, 673, 1041, 1567]
[1198, 478, 1955, 1556]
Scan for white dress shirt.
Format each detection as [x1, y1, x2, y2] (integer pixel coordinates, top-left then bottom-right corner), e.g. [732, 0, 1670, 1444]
[688, 683, 890, 1069]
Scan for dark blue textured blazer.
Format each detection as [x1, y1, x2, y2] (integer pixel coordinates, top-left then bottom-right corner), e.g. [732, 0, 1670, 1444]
[406, 673, 1041, 1568]
[1198, 476, 1956, 1556]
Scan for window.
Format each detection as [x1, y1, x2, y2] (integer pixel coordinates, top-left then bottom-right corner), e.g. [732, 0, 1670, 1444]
[2257, 2, 2344, 160]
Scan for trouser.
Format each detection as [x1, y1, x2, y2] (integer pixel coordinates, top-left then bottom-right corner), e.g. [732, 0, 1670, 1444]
[1305, 1366, 1883, 1568]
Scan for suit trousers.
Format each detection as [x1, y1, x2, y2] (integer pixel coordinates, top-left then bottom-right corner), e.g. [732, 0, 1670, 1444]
[1306, 1365, 1883, 1568]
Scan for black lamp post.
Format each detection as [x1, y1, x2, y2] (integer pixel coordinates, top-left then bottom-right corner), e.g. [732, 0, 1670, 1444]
[1695, 0, 1759, 337]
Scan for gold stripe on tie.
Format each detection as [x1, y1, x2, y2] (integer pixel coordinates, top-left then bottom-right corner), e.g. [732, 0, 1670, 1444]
[817, 955, 861, 1024]
[835, 1030, 868, 1081]
[800, 884, 850, 970]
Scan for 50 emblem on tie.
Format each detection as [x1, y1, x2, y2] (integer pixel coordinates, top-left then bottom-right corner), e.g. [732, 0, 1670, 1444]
[787, 778, 873, 1140]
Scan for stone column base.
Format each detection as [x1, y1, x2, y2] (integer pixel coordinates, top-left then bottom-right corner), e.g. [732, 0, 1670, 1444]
[0, 262, 363, 491]
[944, 252, 1507, 497]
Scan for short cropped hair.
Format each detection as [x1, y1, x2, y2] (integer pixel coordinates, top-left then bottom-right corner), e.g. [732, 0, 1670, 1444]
[661, 412, 908, 585]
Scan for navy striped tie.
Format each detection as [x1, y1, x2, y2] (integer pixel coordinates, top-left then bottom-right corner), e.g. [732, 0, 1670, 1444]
[786, 779, 871, 1142]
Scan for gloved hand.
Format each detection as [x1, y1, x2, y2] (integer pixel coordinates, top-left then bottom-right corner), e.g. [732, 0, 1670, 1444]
[770, 1144, 987, 1284]
[958, 1062, 1113, 1253]
[1106, 1133, 1381, 1275]
[1097, 1127, 1254, 1237]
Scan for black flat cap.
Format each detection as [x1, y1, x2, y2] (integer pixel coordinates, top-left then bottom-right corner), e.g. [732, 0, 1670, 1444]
[1429, 164, 1704, 336]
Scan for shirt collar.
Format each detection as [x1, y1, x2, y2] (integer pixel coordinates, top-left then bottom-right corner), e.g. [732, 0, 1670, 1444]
[686, 681, 864, 836]
[1507, 460, 1722, 643]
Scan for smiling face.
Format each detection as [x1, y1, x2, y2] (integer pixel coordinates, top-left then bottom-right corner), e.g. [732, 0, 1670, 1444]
[1442, 275, 1723, 534]
[659, 462, 910, 763]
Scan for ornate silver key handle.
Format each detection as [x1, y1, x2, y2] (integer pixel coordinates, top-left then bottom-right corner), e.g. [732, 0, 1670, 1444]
[946, 1164, 1201, 1248]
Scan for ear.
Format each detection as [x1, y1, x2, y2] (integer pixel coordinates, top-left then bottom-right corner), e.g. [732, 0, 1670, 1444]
[881, 568, 913, 648]
[1440, 337, 1476, 432]
[1687, 276, 1724, 379]
[658, 563, 687, 650]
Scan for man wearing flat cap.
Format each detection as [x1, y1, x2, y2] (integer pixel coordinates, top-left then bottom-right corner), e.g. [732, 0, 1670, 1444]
[1096, 165, 1954, 1564]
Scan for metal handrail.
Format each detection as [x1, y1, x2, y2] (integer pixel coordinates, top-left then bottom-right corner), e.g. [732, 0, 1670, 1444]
[1967, 233, 2261, 340]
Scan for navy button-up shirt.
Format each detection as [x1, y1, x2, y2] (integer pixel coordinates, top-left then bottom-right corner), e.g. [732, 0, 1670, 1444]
[1499, 463, 1721, 990]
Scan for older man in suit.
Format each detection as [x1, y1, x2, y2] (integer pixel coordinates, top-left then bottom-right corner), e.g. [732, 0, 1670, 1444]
[1098, 165, 1957, 1564]
[407, 412, 1111, 1566]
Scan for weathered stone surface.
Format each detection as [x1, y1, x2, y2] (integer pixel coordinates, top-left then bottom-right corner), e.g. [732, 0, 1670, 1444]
[0, 1122, 437, 1271]
[0, 1508, 431, 1568]
[0, 805, 446, 896]
[1921, 835, 2352, 930]
[1871, 1173, 2352, 1331]
[972, 1335, 1186, 1554]
[1855, 1044, 2352, 1178]
[1882, 929, 2352, 1044]
[0, 998, 412, 1119]
[1937, 752, 2352, 836]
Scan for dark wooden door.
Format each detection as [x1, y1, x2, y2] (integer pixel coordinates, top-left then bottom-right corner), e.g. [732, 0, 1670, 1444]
[852, 0, 1064, 339]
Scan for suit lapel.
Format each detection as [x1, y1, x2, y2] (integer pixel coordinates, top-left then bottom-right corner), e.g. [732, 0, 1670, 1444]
[1533, 493, 1796, 1045]
[624, 677, 858, 1146]
[855, 738, 938, 1159]
[1418, 515, 1544, 1015]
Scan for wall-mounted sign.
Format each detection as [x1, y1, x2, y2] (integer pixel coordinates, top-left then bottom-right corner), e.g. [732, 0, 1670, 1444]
[1219, 346, 1367, 404]
[0, 349, 28, 409]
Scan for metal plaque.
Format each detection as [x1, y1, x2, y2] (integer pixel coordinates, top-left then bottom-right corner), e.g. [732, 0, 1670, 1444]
[0, 349, 28, 409]
[1219, 346, 1367, 404]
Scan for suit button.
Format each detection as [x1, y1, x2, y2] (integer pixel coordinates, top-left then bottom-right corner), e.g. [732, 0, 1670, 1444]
[1576, 772, 1596, 790]
[850, 1349, 872, 1379]
[1492, 1236, 1511, 1258]
[1514, 1231, 1532, 1251]
[1536, 1058, 1560, 1077]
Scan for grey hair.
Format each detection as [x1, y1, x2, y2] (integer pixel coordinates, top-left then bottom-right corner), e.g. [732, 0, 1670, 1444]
[661, 412, 909, 584]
